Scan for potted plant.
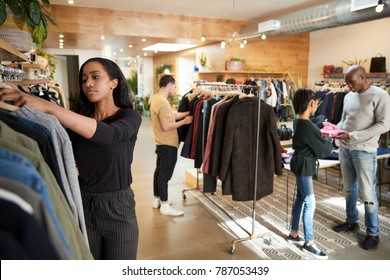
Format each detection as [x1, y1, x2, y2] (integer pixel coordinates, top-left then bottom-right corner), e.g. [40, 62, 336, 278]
[155, 64, 171, 87]
[199, 52, 207, 70]
[168, 94, 181, 111]
[127, 70, 138, 99]
[143, 94, 151, 117]
[0, 0, 58, 50]
[226, 57, 245, 71]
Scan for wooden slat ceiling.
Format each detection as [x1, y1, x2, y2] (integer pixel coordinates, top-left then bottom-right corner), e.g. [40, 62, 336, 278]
[44, 0, 329, 58]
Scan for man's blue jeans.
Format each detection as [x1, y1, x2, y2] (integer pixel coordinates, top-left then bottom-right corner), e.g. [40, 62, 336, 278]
[291, 175, 315, 242]
[339, 148, 380, 236]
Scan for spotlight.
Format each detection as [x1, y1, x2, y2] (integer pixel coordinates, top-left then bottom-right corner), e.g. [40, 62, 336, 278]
[220, 40, 226, 49]
[201, 36, 206, 42]
[376, 0, 384, 12]
[261, 33, 267, 40]
[240, 43, 245, 48]
[243, 39, 248, 45]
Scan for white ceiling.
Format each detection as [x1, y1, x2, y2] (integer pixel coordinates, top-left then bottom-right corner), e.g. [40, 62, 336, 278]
[46, 0, 330, 57]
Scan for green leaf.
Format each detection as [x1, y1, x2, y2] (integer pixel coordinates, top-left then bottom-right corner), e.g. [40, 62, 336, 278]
[43, 11, 57, 27]
[28, 1, 41, 25]
[5, 1, 22, 16]
[32, 20, 45, 48]
[41, 0, 50, 6]
[0, 2, 7, 25]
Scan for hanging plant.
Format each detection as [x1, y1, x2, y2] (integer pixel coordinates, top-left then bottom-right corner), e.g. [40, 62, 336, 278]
[0, 0, 59, 49]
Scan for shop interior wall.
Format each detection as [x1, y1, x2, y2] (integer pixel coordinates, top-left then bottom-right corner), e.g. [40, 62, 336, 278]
[308, 17, 390, 86]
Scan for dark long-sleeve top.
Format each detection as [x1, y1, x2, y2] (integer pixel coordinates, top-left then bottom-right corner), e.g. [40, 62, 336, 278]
[69, 108, 141, 193]
[290, 118, 333, 176]
[219, 97, 283, 201]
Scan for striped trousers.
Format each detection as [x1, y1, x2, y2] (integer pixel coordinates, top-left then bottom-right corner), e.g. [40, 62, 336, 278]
[82, 187, 138, 260]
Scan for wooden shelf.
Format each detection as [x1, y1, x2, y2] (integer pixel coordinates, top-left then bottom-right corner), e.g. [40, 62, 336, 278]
[12, 78, 51, 85]
[322, 72, 390, 79]
[198, 70, 286, 76]
[8, 62, 47, 71]
[0, 38, 29, 62]
[197, 70, 286, 83]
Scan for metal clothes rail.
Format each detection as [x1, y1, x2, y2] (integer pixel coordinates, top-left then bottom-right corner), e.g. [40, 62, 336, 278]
[182, 82, 272, 254]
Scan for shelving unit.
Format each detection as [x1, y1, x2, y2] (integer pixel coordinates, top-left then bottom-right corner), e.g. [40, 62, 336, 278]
[0, 38, 29, 62]
[197, 71, 286, 83]
[12, 78, 51, 85]
[8, 62, 47, 71]
[322, 72, 390, 79]
[1, 39, 50, 85]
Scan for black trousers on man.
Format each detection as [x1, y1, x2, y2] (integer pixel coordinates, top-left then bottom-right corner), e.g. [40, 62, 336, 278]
[153, 145, 177, 202]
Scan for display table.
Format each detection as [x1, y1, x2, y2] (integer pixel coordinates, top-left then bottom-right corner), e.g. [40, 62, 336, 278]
[283, 150, 390, 228]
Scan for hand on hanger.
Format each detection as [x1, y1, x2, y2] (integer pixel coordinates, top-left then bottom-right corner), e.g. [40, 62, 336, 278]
[0, 86, 49, 112]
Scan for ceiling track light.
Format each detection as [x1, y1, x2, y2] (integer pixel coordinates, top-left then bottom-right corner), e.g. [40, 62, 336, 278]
[376, 0, 384, 13]
[261, 33, 267, 40]
[243, 39, 248, 45]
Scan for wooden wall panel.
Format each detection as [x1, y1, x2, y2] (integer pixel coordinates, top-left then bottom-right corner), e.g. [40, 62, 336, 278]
[153, 33, 310, 87]
[226, 33, 309, 85]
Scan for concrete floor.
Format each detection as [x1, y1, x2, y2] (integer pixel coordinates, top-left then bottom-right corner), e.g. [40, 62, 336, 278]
[132, 117, 390, 260]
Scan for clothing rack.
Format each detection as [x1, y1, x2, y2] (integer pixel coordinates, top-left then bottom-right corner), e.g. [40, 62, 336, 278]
[182, 82, 273, 254]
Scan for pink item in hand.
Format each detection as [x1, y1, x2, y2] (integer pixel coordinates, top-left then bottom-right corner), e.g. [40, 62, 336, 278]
[320, 124, 341, 137]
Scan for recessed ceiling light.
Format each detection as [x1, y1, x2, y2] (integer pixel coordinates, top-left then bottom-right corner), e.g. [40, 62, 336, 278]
[141, 38, 146, 42]
[68, 1, 74, 4]
[143, 43, 197, 52]
[128, 44, 133, 48]
[59, 39, 64, 43]
[120, 49, 124, 52]
[59, 34, 64, 38]
[101, 35, 106, 40]
[113, 52, 117, 56]
[144, 53, 148, 56]
[154, 50, 158, 53]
